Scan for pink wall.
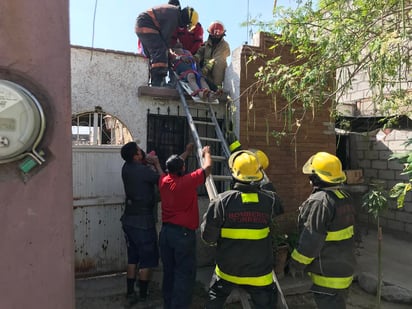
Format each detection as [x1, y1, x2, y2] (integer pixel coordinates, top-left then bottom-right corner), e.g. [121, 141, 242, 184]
[0, 1, 74, 308]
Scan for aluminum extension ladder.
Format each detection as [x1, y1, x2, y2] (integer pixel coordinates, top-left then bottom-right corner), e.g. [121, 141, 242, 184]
[175, 79, 232, 200]
[175, 79, 289, 309]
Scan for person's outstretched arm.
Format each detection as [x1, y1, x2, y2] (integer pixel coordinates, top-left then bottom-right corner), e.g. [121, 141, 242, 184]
[202, 145, 212, 177]
[180, 142, 194, 160]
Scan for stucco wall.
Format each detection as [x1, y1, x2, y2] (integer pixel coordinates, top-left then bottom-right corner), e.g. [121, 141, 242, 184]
[224, 47, 242, 137]
[71, 46, 226, 148]
[0, 1, 74, 308]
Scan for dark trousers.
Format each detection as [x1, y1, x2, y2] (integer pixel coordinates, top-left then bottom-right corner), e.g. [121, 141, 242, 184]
[136, 33, 168, 68]
[136, 32, 169, 86]
[313, 289, 348, 309]
[159, 223, 197, 309]
[205, 273, 278, 309]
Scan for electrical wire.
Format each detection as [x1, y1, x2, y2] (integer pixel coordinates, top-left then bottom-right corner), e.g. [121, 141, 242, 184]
[90, 0, 98, 61]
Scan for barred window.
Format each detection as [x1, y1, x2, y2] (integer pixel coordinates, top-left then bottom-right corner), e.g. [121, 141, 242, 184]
[72, 110, 132, 146]
[147, 112, 226, 195]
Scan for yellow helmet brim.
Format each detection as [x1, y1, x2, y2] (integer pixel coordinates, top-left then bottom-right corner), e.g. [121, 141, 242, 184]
[302, 153, 346, 184]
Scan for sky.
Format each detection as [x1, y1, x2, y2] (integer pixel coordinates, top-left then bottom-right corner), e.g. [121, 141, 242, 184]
[69, 0, 296, 54]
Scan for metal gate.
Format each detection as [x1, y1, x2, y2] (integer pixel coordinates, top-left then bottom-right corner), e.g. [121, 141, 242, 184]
[73, 145, 126, 277]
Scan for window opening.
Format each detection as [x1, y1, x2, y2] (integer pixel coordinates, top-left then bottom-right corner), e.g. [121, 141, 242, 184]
[72, 111, 132, 145]
[336, 134, 349, 170]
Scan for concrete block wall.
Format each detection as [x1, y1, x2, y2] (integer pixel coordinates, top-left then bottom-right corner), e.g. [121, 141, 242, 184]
[350, 129, 412, 234]
[337, 65, 410, 116]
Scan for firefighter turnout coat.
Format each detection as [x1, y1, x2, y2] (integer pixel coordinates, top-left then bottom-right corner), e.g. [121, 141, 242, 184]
[194, 37, 230, 88]
[291, 186, 356, 294]
[201, 182, 283, 286]
[135, 4, 180, 71]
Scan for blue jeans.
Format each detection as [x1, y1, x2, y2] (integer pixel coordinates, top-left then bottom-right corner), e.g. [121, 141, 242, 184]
[159, 223, 197, 309]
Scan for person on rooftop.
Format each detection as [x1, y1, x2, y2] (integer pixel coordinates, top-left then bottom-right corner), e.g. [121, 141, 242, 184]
[194, 20, 230, 92]
[135, 3, 198, 87]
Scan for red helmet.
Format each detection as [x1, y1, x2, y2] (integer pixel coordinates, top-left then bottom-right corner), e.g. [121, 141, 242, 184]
[207, 21, 226, 37]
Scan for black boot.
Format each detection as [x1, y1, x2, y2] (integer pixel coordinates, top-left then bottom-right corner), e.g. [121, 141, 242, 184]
[150, 67, 167, 87]
[138, 279, 149, 300]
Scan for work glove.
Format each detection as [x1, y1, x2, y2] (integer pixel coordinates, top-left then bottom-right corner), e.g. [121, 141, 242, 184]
[288, 259, 306, 279]
[215, 86, 224, 96]
[202, 59, 215, 75]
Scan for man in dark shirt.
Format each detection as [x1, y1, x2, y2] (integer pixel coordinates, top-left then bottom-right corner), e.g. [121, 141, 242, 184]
[120, 142, 163, 305]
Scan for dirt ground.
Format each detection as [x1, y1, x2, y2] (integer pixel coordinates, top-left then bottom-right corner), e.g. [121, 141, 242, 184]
[76, 280, 411, 309]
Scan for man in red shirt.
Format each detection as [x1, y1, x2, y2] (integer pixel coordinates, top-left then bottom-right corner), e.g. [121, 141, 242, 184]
[159, 144, 212, 309]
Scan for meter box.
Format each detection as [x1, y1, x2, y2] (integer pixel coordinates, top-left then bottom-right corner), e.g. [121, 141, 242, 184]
[0, 80, 46, 168]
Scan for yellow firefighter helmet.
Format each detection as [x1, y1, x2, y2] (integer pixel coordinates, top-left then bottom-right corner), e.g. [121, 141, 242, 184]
[302, 152, 346, 184]
[228, 150, 264, 182]
[249, 149, 269, 170]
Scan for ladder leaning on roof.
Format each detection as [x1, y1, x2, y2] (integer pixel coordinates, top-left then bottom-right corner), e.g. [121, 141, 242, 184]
[175, 77, 289, 309]
[175, 77, 232, 200]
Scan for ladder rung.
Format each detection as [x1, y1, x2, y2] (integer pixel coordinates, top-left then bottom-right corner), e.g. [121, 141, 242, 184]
[188, 105, 209, 111]
[211, 155, 227, 161]
[200, 137, 222, 142]
[193, 120, 215, 126]
[211, 175, 232, 181]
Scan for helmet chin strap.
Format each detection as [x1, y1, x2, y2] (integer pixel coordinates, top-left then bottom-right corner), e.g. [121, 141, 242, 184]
[309, 174, 334, 188]
[210, 35, 223, 45]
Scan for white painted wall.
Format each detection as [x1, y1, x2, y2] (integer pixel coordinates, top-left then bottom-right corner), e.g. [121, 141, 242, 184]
[225, 46, 242, 138]
[71, 46, 227, 149]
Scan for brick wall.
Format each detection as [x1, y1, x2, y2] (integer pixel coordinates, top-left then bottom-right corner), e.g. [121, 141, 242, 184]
[351, 129, 412, 234]
[236, 32, 336, 232]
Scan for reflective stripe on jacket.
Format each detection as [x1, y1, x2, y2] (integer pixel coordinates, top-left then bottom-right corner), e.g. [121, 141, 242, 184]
[135, 4, 179, 44]
[201, 182, 283, 286]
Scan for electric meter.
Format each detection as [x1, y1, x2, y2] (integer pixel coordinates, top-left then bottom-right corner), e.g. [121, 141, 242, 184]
[0, 80, 46, 167]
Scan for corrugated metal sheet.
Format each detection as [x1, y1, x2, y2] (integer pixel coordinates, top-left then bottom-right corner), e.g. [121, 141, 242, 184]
[73, 146, 127, 277]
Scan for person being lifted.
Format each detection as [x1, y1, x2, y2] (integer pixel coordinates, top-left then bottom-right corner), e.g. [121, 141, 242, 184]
[170, 6, 204, 55]
[135, 2, 198, 87]
[201, 150, 283, 309]
[169, 43, 218, 102]
[194, 21, 230, 92]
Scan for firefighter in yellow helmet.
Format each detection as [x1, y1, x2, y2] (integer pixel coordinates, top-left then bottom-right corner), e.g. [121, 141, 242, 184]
[201, 150, 283, 309]
[290, 152, 355, 309]
[135, 3, 199, 87]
